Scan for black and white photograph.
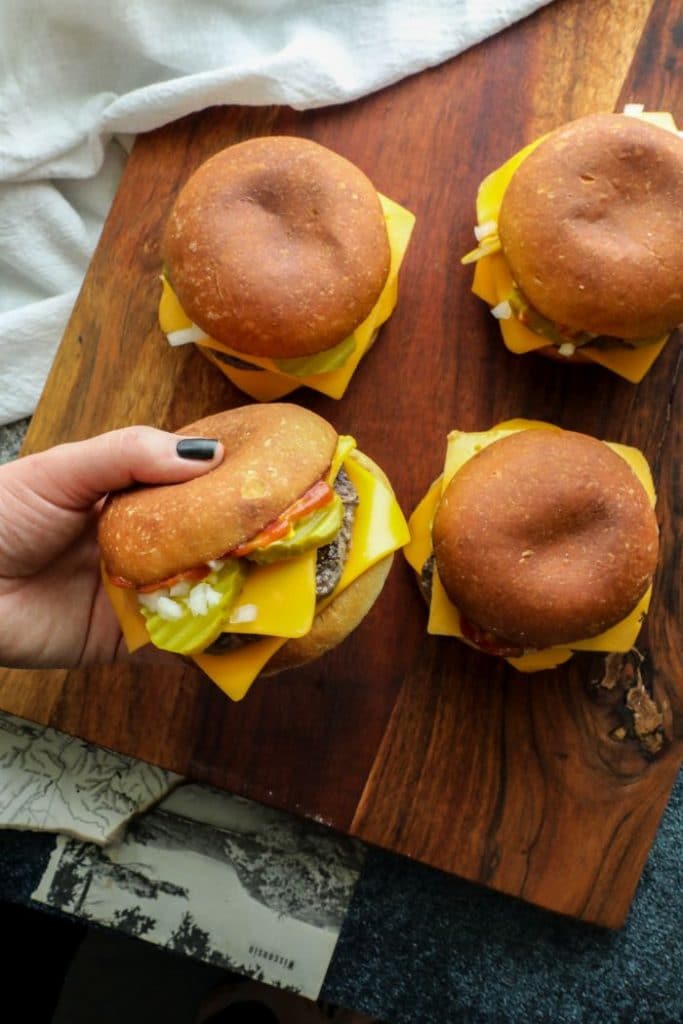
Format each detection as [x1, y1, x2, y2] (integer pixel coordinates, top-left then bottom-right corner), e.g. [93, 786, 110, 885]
[33, 783, 365, 999]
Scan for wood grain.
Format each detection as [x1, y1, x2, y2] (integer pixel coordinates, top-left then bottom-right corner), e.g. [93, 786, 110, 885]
[1, 0, 678, 926]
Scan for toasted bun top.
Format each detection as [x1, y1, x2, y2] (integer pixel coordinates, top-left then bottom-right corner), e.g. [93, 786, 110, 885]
[98, 404, 338, 587]
[162, 136, 390, 358]
[498, 113, 683, 338]
[432, 429, 659, 649]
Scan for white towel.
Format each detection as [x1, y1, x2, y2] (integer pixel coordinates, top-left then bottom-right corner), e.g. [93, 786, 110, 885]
[0, 0, 550, 425]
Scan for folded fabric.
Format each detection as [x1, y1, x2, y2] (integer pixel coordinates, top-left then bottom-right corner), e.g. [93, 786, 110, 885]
[0, 0, 551, 425]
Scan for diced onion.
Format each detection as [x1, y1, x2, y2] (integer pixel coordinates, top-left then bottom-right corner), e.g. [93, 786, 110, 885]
[188, 583, 209, 616]
[137, 588, 169, 612]
[207, 559, 225, 572]
[491, 300, 512, 320]
[157, 597, 184, 621]
[166, 324, 208, 347]
[204, 586, 222, 608]
[623, 103, 645, 116]
[229, 604, 258, 624]
[558, 342, 576, 357]
[169, 581, 191, 597]
[474, 220, 497, 242]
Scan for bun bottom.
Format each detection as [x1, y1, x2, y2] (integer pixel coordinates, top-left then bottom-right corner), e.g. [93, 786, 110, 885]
[263, 554, 393, 675]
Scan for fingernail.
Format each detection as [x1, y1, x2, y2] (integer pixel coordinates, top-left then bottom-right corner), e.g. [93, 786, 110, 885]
[176, 438, 219, 461]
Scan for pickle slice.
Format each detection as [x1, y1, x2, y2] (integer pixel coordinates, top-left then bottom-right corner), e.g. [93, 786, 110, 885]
[275, 335, 356, 376]
[246, 496, 344, 565]
[140, 560, 247, 655]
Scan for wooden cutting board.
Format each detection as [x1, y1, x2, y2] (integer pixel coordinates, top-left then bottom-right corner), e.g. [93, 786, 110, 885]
[1, 0, 680, 928]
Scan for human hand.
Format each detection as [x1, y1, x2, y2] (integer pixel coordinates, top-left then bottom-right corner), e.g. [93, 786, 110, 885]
[0, 428, 223, 669]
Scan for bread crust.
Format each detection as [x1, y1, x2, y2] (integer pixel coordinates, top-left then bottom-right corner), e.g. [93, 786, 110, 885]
[498, 113, 683, 338]
[432, 429, 659, 649]
[98, 404, 337, 587]
[163, 136, 390, 358]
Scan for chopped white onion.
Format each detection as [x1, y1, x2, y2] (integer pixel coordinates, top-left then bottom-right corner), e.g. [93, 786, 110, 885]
[474, 220, 497, 242]
[188, 584, 209, 616]
[623, 103, 644, 116]
[491, 300, 512, 320]
[166, 323, 208, 347]
[558, 342, 576, 357]
[137, 588, 169, 612]
[229, 604, 258, 624]
[157, 596, 184, 621]
[204, 585, 222, 608]
[169, 581, 191, 597]
[207, 559, 225, 572]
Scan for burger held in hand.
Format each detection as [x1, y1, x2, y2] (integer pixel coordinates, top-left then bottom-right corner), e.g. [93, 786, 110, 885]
[404, 420, 659, 672]
[462, 107, 683, 382]
[99, 404, 409, 700]
[159, 136, 415, 401]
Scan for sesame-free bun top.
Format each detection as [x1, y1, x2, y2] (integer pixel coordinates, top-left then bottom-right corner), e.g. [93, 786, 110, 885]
[498, 113, 683, 339]
[162, 136, 391, 358]
[432, 429, 659, 649]
[98, 404, 338, 588]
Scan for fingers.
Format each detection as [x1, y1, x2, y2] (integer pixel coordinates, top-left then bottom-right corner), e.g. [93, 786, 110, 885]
[16, 426, 224, 511]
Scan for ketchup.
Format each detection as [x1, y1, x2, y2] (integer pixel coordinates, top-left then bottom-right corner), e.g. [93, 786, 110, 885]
[459, 614, 525, 658]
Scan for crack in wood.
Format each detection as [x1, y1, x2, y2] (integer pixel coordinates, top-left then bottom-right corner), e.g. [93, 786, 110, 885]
[588, 650, 666, 758]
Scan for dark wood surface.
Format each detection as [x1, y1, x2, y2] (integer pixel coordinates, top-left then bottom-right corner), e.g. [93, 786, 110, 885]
[1, 0, 679, 927]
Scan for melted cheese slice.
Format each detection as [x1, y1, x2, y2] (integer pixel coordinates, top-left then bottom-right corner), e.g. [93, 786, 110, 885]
[159, 193, 415, 401]
[104, 441, 409, 701]
[405, 420, 656, 672]
[467, 111, 678, 383]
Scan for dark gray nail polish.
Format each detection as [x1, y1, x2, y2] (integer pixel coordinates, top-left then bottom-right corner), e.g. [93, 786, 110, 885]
[176, 438, 218, 460]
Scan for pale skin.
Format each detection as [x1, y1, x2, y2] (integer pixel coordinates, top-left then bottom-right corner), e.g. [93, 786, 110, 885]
[0, 427, 224, 669]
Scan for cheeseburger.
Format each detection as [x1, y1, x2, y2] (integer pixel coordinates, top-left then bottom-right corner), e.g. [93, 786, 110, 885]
[463, 108, 683, 382]
[99, 404, 409, 700]
[160, 136, 415, 401]
[404, 420, 659, 671]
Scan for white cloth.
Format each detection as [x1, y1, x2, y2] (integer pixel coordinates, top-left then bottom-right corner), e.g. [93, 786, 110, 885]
[0, 0, 550, 425]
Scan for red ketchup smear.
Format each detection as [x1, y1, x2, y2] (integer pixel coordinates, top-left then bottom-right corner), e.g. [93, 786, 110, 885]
[459, 614, 525, 658]
[109, 566, 210, 592]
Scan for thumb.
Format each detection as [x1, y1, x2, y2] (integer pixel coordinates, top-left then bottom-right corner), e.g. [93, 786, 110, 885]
[16, 426, 224, 511]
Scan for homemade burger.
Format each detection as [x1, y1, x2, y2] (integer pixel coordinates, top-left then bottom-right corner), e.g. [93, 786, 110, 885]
[404, 420, 659, 671]
[462, 108, 683, 382]
[99, 404, 409, 700]
[159, 136, 415, 401]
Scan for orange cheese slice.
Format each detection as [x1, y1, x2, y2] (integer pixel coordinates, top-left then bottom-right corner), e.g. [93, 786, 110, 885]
[466, 111, 678, 383]
[159, 193, 415, 401]
[405, 420, 656, 672]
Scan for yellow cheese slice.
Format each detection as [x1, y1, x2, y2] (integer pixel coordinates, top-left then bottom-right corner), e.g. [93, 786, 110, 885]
[405, 421, 657, 671]
[466, 111, 678, 382]
[159, 193, 415, 401]
[101, 564, 150, 654]
[193, 637, 287, 702]
[327, 434, 356, 484]
[226, 551, 316, 638]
